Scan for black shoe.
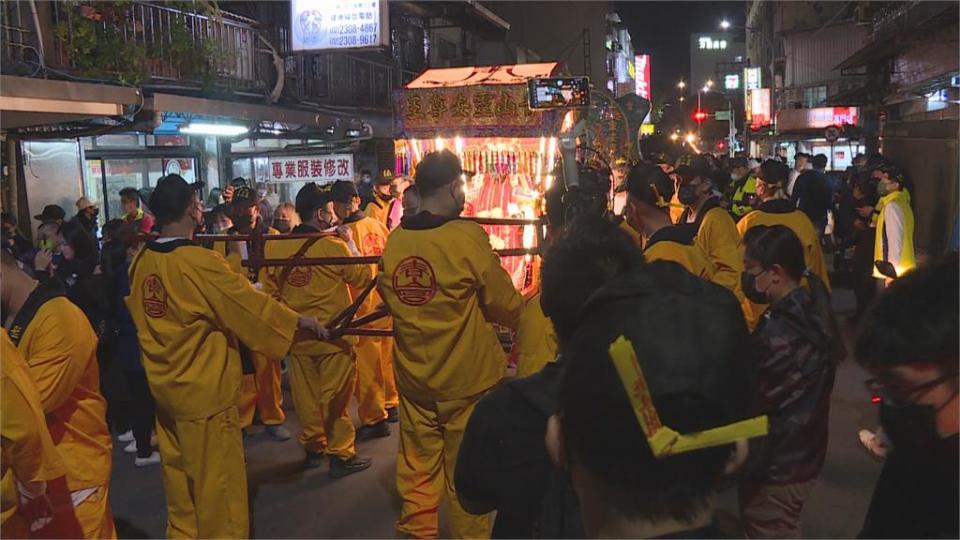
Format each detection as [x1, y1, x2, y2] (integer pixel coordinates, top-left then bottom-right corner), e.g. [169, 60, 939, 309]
[356, 420, 390, 441]
[329, 455, 372, 479]
[386, 406, 399, 424]
[304, 452, 325, 469]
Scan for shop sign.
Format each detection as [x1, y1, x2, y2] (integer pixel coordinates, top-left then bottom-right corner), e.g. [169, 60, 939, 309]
[635, 54, 651, 100]
[724, 74, 740, 90]
[396, 85, 543, 133]
[777, 107, 859, 131]
[744, 67, 761, 90]
[290, 0, 388, 52]
[640, 123, 655, 135]
[268, 154, 354, 183]
[747, 88, 771, 128]
[698, 36, 727, 50]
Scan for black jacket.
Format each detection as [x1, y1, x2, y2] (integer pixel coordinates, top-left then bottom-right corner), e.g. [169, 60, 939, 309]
[455, 362, 583, 538]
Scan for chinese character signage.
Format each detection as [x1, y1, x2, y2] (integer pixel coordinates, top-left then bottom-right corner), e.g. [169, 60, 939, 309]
[396, 85, 554, 138]
[776, 107, 859, 131]
[724, 74, 740, 90]
[744, 67, 761, 90]
[698, 37, 727, 50]
[269, 154, 354, 183]
[634, 54, 651, 123]
[290, 0, 388, 52]
[747, 88, 771, 128]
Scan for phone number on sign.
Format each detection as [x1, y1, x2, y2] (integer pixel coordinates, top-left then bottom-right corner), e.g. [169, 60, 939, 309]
[327, 34, 378, 47]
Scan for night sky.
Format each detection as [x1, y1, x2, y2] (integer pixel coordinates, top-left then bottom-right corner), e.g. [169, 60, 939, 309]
[617, 1, 746, 102]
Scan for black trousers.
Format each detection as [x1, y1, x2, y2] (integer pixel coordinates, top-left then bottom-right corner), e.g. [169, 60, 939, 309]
[122, 369, 157, 459]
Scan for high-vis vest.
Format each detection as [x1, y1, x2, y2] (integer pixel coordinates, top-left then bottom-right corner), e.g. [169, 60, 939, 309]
[873, 189, 916, 278]
[260, 225, 373, 356]
[378, 213, 524, 401]
[127, 240, 299, 421]
[731, 175, 758, 218]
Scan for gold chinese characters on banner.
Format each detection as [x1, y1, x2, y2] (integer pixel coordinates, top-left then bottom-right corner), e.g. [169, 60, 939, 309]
[397, 85, 544, 131]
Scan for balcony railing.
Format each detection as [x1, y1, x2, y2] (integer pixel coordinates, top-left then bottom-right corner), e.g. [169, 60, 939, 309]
[47, 1, 269, 90]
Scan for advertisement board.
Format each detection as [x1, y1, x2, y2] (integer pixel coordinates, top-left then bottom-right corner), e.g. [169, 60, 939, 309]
[776, 107, 859, 131]
[269, 154, 354, 183]
[747, 88, 771, 128]
[634, 54, 651, 123]
[290, 0, 388, 52]
[744, 67, 761, 90]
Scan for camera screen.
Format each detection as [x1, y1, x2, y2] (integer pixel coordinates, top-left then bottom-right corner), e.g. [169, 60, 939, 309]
[527, 77, 591, 110]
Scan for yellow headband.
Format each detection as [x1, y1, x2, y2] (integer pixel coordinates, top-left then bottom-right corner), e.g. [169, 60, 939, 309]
[608, 336, 768, 458]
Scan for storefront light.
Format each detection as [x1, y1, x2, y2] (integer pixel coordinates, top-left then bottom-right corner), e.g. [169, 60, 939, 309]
[179, 123, 248, 136]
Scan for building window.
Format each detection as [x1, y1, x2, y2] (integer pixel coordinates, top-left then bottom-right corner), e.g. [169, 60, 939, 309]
[802, 86, 827, 108]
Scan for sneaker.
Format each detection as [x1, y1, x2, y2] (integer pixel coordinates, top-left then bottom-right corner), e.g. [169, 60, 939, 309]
[329, 455, 372, 479]
[304, 452, 326, 469]
[123, 440, 138, 454]
[134, 451, 161, 467]
[356, 420, 390, 441]
[858, 429, 889, 461]
[265, 424, 292, 441]
[117, 430, 135, 443]
[386, 407, 399, 424]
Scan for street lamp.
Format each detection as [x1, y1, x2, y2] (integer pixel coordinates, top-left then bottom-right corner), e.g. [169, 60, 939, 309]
[670, 133, 679, 142]
[677, 80, 686, 90]
[720, 19, 731, 30]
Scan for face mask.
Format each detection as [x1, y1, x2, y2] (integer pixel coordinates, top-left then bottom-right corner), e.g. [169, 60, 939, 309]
[876, 182, 889, 196]
[880, 401, 941, 454]
[678, 184, 698, 206]
[741, 270, 770, 304]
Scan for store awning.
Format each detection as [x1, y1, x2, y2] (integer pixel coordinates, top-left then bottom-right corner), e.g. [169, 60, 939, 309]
[145, 94, 338, 129]
[405, 63, 559, 89]
[0, 75, 141, 130]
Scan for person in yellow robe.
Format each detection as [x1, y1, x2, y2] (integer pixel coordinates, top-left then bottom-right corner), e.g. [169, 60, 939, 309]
[0, 251, 115, 539]
[379, 150, 524, 538]
[126, 174, 327, 539]
[513, 291, 559, 378]
[363, 169, 402, 230]
[214, 185, 290, 440]
[737, 160, 831, 330]
[675, 155, 745, 298]
[331, 180, 400, 439]
[260, 182, 375, 477]
[618, 162, 716, 281]
[0, 327, 66, 539]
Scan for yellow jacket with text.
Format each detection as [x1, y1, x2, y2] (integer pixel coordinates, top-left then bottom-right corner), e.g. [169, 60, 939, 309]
[680, 198, 744, 296]
[737, 199, 831, 329]
[1, 329, 66, 526]
[514, 292, 558, 378]
[260, 224, 373, 356]
[127, 239, 300, 420]
[340, 212, 390, 329]
[378, 213, 524, 401]
[7, 285, 111, 492]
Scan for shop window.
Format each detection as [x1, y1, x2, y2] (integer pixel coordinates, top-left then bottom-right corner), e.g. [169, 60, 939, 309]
[94, 134, 143, 147]
[802, 86, 827, 108]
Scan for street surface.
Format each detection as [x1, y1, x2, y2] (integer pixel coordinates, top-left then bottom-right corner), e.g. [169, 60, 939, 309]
[109, 290, 883, 539]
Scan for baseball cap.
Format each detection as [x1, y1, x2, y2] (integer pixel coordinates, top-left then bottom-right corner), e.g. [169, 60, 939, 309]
[616, 162, 674, 208]
[414, 150, 473, 193]
[674, 154, 711, 182]
[375, 169, 395, 186]
[757, 159, 790, 187]
[33, 204, 66, 222]
[746, 158, 761, 171]
[295, 182, 333, 217]
[567, 261, 767, 458]
[76, 196, 97, 211]
[330, 180, 360, 203]
[149, 174, 203, 224]
[231, 185, 257, 207]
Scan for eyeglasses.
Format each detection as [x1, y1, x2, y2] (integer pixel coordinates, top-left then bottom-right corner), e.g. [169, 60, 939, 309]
[865, 373, 955, 406]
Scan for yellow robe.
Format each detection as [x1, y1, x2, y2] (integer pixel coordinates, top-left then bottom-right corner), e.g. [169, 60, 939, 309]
[1, 329, 66, 537]
[514, 292, 559, 378]
[379, 214, 523, 538]
[685, 201, 745, 297]
[127, 238, 299, 539]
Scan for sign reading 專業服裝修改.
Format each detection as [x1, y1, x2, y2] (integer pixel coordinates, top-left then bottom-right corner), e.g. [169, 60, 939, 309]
[396, 85, 548, 136]
[268, 154, 354, 183]
[290, 0, 388, 52]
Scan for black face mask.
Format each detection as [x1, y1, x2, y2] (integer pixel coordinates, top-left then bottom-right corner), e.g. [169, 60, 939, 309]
[234, 215, 254, 230]
[678, 184, 698, 206]
[741, 270, 769, 304]
[880, 401, 941, 454]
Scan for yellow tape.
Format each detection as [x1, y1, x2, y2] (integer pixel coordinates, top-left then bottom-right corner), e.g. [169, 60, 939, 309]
[608, 336, 768, 458]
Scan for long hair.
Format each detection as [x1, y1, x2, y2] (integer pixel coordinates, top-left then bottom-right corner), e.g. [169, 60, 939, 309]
[744, 225, 839, 360]
[59, 220, 97, 265]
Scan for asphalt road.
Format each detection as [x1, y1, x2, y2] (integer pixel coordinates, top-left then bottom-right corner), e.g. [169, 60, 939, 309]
[108, 289, 884, 539]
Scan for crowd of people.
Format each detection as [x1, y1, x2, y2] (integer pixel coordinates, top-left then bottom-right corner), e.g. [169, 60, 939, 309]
[0, 146, 955, 540]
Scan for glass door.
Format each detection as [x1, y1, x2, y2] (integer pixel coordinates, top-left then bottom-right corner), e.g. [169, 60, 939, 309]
[86, 156, 200, 221]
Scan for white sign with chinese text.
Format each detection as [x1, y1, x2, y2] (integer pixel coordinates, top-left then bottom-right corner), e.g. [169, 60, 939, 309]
[745, 67, 761, 90]
[290, 0, 388, 52]
[269, 154, 354, 183]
